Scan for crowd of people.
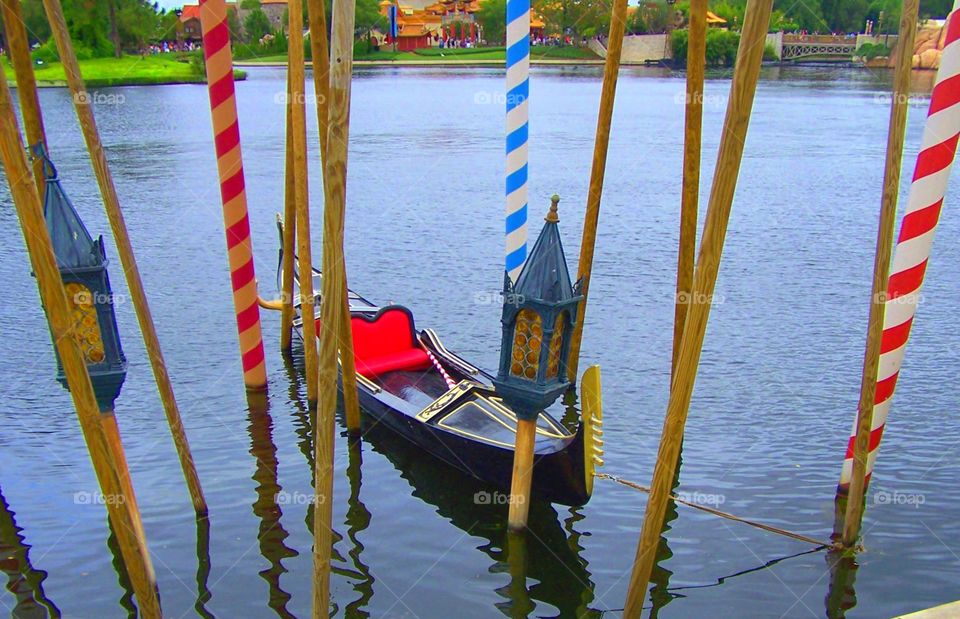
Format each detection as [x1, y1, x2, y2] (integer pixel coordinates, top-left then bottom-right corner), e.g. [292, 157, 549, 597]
[144, 40, 201, 54]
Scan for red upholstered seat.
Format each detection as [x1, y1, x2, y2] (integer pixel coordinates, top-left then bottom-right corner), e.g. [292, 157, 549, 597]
[349, 306, 431, 378]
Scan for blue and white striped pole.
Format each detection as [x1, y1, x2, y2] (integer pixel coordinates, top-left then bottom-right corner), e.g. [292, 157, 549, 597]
[504, 0, 529, 282]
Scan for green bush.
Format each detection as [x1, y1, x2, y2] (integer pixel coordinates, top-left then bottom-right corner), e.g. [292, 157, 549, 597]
[186, 51, 206, 78]
[31, 38, 104, 63]
[856, 42, 891, 60]
[671, 29, 688, 63]
[763, 42, 778, 61]
[671, 28, 741, 66]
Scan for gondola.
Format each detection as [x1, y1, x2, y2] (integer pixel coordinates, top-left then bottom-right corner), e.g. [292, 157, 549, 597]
[272, 221, 603, 507]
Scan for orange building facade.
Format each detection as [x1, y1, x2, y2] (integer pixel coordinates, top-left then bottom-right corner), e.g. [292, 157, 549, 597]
[380, 0, 544, 51]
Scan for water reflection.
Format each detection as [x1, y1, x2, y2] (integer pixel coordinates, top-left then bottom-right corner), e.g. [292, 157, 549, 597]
[105, 524, 137, 617]
[0, 486, 60, 618]
[825, 496, 859, 618]
[648, 454, 683, 617]
[282, 356, 374, 616]
[194, 514, 214, 619]
[246, 391, 298, 618]
[361, 419, 597, 617]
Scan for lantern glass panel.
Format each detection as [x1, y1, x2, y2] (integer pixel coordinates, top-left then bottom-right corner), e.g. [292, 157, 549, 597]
[510, 308, 542, 380]
[65, 282, 105, 363]
[546, 312, 565, 379]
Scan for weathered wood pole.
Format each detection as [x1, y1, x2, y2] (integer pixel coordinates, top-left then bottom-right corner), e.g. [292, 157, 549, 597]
[41, 0, 208, 515]
[672, 0, 706, 381]
[280, 83, 297, 352]
[198, 0, 269, 391]
[842, 0, 920, 547]
[100, 412, 149, 553]
[40, 0, 207, 516]
[622, 0, 772, 613]
[313, 0, 359, 609]
[0, 66, 161, 618]
[285, 0, 321, 404]
[507, 418, 537, 530]
[565, 0, 629, 382]
[307, 0, 362, 431]
[0, 0, 46, 199]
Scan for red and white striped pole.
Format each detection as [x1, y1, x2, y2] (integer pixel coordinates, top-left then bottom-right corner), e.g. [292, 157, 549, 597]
[840, 5, 960, 488]
[199, 0, 267, 390]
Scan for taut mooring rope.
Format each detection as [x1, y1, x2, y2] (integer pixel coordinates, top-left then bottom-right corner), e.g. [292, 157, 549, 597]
[596, 473, 836, 549]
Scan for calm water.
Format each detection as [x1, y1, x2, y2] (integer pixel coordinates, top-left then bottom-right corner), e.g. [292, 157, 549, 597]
[1, 64, 959, 618]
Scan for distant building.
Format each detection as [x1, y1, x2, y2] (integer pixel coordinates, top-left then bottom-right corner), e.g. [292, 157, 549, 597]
[179, 2, 239, 41]
[259, 0, 289, 32]
[379, 0, 544, 51]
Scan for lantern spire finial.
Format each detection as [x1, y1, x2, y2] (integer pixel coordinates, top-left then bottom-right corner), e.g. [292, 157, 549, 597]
[546, 195, 560, 223]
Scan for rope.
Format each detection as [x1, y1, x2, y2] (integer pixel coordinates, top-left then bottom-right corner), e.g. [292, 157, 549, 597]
[596, 473, 836, 549]
[425, 349, 457, 390]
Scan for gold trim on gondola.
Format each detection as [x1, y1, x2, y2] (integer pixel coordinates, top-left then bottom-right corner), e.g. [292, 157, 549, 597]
[416, 380, 473, 421]
[436, 401, 516, 448]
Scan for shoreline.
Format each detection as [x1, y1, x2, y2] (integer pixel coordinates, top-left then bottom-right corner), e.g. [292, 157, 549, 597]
[235, 58, 608, 67]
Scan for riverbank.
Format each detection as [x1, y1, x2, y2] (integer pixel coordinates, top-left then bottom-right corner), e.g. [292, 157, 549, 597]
[236, 45, 603, 67]
[2, 54, 246, 87]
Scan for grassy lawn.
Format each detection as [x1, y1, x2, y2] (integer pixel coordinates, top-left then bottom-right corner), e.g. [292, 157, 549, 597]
[2, 54, 246, 87]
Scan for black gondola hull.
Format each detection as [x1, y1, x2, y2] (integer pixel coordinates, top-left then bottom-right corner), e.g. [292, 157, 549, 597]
[351, 384, 590, 506]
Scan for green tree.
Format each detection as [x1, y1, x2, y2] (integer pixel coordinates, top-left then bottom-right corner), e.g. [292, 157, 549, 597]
[117, 0, 160, 50]
[477, 0, 506, 44]
[355, 0, 386, 46]
[535, 0, 611, 38]
[20, 0, 51, 44]
[820, 0, 867, 31]
[244, 8, 272, 41]
[629, 1, 670, 34]
[920, 0, 952, 18]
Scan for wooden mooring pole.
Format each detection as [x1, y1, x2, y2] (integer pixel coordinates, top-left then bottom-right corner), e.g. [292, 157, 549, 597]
[307, 0, 362, 431]
[841, 0, 919, 547]
[673, 0, 706, 381]
[566, 0, 629, 382]
[0, 65, 161, 618]
[280, 80, 297, 352]
[42, 0, 208, 515]
[285, 0, 321, 405]
[507, 418, 536, 531]
[622, 0, 772, 614]
[313, 0, 358, 610]
[0, 0, 46, 199]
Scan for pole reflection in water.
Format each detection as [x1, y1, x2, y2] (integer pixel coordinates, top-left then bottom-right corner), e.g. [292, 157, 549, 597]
[825, 497, 858, 618]
[500, 531, 534, 618]
[105, 523, 137, 617]
[0, 486, 60, 618]
[282, 355, 374, 616]
[361, 419, 597, 617]
[340, 436, 375, 617]
[648, 452, 683, 617]
[194, 514, 214, 619]
[246, 391, 298, 618]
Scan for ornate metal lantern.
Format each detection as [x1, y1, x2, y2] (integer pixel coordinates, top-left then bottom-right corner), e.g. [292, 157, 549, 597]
[40, 154, 127, 412]
[494, 195, 583, 420]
